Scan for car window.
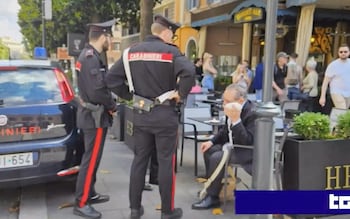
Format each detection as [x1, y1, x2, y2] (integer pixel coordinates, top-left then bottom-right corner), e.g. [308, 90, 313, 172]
[0, 68, 62, 106]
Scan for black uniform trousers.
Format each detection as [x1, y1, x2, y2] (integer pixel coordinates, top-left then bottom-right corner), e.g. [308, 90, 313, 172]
[203, 144, 252, 197]
[129, 123, 178, 214]
[75, 127, 108, 207]
[149, 147, 159, 185]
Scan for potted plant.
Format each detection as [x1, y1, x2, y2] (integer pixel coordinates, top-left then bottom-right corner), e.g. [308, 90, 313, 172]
[283, 112, 350, 191]
[334, 111, 350, 139]
[293, 112, 331, 140]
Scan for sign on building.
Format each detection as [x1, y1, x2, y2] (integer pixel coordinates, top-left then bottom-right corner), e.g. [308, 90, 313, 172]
[67, 33, 85, 57]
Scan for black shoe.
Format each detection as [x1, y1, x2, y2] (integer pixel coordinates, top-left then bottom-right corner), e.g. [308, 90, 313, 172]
[161, 208, 183, 219]
[73, 204, 101, 219]
[143, 183, 153, 191]
[89, 193, 110, 204]
[191, 195, 220, 210]
[149, 178, 159, 185]
[130, 206, 144, 219]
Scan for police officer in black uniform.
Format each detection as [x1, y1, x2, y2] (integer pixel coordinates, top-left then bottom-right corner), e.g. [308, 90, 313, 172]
[106, 15, 195, 219]
[74, 19, 117, 219]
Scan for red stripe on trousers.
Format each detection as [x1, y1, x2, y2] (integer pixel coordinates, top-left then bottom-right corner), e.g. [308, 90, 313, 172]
[171, 131, 179, 210]
[79, 128, 103, 207]
[171, 153, 176, 211]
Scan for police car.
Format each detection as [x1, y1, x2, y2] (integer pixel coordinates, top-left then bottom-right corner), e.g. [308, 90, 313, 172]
[0, 59, 83, 187]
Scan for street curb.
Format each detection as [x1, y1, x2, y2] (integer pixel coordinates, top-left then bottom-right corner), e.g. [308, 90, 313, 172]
[19, 184, 47, 219]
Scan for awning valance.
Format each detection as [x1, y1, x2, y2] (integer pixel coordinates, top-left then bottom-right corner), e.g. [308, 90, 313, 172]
[229, 0, 266, 17]
[190, 0, 298, 27]
[286, 0, 316, 8]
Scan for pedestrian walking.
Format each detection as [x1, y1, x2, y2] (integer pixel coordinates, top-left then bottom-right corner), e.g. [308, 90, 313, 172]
[105, 14, 195, 219]
[272, 52, 288, 103]
[253, 57, 264, 102]
[319, 44, 350, 109]
[73, 19, 118, 219]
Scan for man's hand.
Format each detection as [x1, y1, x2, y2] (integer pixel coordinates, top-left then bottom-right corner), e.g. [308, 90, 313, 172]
[319, 96, 326, 107]
[200, 141, 213, 153]
[224, 103, 241, 123]
[276, 88, 284, 96]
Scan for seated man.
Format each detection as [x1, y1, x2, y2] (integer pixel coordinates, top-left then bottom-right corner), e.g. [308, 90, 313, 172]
[192, 83, 257, 210]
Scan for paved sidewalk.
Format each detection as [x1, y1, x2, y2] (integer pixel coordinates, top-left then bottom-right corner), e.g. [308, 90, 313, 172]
[51, 135, 350, 219]
[91, 137, 243, 219]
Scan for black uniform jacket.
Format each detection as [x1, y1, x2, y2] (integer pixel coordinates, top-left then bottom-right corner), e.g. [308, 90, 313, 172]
[211, 100, 257, 169]
[106, 35, 195, 127]
[76, 44, 116, 129]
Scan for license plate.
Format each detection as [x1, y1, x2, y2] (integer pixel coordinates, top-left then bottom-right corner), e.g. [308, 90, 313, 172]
[0, 152, 33, 169]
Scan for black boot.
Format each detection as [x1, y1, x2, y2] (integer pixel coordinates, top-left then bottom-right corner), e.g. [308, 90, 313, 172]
[191, 195, 220, 210]
[89, 193, 110, 204]
[161, 208, 183, 219]
[130, 206, 144, 219]
[73, 204, 101, 219]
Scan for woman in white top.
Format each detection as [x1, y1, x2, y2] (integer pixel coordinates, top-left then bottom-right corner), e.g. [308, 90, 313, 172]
[201, 52, 218, 91]
[231, 63, 251, 90]
[299, 57, 319, 112]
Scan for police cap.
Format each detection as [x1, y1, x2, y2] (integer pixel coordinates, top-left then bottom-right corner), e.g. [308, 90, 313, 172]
[154, 14, 181, 33]
[87, 19, 117, 34]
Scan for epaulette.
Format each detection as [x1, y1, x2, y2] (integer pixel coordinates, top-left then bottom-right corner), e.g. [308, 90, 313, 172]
[85, 49, 94, 57]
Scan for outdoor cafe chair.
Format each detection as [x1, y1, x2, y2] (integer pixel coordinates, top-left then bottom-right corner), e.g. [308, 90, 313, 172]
[179, 107, 213, 176]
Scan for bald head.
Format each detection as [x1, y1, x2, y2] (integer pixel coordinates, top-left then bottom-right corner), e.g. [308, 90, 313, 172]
[151, 22, 167, 35]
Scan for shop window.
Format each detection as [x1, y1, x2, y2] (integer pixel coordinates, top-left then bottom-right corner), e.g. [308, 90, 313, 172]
[187, 0, 199, 10]
[164, 7, 169, 18]
[207, 0, 223, 4]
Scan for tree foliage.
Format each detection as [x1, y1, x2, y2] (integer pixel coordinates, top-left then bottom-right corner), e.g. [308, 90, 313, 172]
[17, 0, 161, 55]
[0, 41, 10, 59]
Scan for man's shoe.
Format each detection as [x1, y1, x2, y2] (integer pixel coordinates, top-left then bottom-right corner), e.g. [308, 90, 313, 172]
[161, 208, 183, 219]
[73, 204, 101, 219]
[89, 193, 110, 204]
[143, 183, 153, 191]
[130, 206, 144, 219]
[191, 195, 220, 210]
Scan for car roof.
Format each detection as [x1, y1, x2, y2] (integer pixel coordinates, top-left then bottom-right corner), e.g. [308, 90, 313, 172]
[0, 59, 61, 68]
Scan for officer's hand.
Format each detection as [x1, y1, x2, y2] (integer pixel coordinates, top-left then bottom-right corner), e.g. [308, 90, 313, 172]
[108, 110, 116, 116]
[201, 141, 213, 153]
[169, 91, 181, 103]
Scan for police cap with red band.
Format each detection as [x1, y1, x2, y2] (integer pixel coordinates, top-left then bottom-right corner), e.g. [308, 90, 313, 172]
[154, 14, 181, 33]
[87, 19, 116, 34]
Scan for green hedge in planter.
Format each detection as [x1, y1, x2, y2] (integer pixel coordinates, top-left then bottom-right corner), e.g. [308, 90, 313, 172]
[293, 112, 331, 140]
[214, 75, 231, 92]
[334, 111, 350, 139]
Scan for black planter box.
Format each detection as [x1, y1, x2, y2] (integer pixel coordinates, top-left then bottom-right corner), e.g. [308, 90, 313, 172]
[123, 105, 135, 150]
[110, 104, 125, 141]
[283, 138, 350, 190]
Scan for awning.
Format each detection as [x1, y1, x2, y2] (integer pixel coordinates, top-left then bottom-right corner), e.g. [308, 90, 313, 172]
[191, 14, 232, 27]
[190, 0, 298, 27]
[229, 0, 266, 17]
[286, 0, 316, 8]
[314, 8, 350, 21]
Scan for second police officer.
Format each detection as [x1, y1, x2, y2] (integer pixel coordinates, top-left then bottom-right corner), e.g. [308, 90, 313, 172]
[106, 15, 195, 219]
[74, 19, 118, 219]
